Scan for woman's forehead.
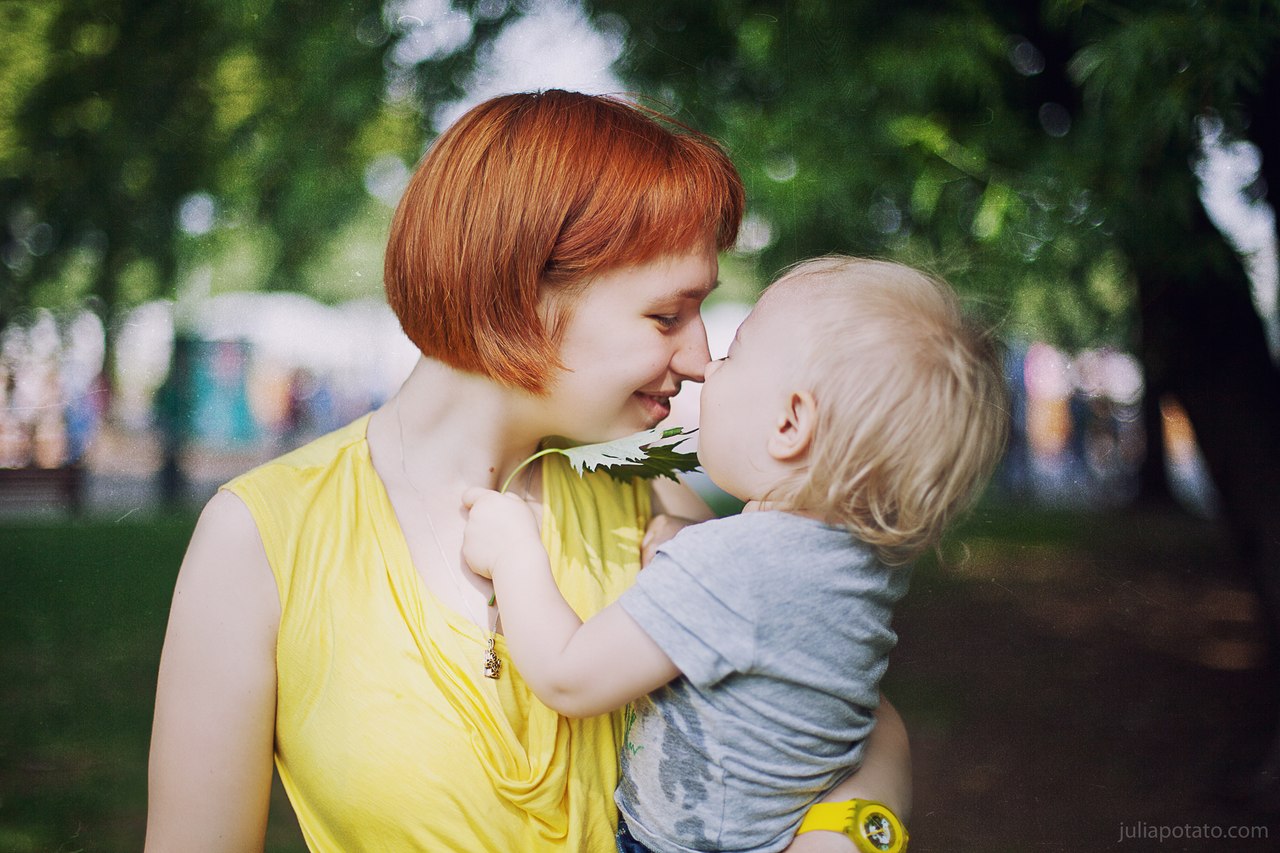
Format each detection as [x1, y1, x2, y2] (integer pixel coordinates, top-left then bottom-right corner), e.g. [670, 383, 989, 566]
[597, 249, 719, 298]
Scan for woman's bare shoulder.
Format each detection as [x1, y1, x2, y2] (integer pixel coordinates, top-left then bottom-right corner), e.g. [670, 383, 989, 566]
[199, 487, 263, 537]
[180, 489, 281, 626]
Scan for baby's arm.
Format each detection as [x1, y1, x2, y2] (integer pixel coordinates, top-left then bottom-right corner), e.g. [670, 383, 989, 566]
[462, 487, 680, 717]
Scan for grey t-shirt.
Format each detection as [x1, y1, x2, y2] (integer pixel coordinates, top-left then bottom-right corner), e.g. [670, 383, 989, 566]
[615, 511, 910, 853]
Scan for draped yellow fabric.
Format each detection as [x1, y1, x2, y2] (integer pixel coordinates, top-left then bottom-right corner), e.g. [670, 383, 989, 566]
[223, 415, 648, 851]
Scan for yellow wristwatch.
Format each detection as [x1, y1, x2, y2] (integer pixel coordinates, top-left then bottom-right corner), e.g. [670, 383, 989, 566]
[795, 799, 908, 852]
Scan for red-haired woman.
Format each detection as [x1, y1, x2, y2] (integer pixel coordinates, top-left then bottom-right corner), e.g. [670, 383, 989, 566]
[145, 91, 909, 852]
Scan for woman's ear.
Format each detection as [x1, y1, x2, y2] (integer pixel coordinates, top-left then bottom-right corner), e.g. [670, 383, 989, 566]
[767, 390, 817, 463]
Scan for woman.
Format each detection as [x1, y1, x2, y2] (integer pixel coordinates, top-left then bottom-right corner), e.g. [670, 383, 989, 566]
[145, 90, 909, 852]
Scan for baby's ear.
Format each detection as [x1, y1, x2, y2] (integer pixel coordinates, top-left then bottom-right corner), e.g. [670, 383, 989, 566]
[767, 390, 817, 463]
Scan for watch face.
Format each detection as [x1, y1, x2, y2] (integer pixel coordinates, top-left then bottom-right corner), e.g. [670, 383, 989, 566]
[861, 811, 896, 851]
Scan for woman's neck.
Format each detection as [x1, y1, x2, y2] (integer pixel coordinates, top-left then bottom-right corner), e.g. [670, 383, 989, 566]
[371, 357, 548, 498]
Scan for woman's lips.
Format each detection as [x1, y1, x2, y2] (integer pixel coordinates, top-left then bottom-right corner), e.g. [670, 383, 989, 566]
[634, 392, 672, 423]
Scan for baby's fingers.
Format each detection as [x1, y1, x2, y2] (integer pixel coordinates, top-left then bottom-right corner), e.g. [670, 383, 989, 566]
[462, 486, 499, 509]
[641, 514, 696, 566]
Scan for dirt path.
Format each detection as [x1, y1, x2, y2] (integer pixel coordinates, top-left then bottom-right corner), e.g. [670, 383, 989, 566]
[887, 506, 1279, 851]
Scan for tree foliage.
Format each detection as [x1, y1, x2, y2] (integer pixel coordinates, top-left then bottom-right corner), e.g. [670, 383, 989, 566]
[0, 0, 416, 324]
[5, 0, 1277, 347]
[577, 0, 1278, 350]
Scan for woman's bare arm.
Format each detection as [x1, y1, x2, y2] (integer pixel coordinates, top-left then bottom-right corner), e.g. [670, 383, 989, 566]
[783, 698, 912, 852]
[145, 490, 281, 852]
[649, 474, 715, 521]
[825, 698, 911, 818]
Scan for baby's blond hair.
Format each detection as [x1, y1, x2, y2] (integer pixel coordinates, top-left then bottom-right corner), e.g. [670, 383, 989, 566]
[766, 256, 1009, 564]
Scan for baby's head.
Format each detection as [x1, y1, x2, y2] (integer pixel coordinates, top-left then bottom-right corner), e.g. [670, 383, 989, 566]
[698, 256, 1008, 564]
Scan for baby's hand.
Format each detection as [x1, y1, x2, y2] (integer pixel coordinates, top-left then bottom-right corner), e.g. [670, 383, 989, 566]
[461, 487, 541, 580]
[641, 514, 698, 566]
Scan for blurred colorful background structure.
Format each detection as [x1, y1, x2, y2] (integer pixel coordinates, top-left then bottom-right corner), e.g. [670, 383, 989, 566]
[0, 293, 1217, 517]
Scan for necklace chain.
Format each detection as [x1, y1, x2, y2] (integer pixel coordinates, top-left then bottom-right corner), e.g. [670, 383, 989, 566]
[395, 396, 503, 679]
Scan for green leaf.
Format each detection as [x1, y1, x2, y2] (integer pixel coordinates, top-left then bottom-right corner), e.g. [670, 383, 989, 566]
[594, 441, 702, 484]
[498, 427, 701, 493]
[560, 426, 700, 483]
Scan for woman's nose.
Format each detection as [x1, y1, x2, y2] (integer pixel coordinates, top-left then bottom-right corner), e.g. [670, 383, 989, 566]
[671, 316, 712, 382]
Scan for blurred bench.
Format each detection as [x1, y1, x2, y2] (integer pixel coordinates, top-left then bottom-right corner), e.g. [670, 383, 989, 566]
[0, 465, 85, 515]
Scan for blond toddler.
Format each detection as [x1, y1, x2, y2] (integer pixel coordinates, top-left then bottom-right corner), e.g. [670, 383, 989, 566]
[463, 256, 1009, 853]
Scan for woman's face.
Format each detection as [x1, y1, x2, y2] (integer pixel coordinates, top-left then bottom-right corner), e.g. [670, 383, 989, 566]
[538, 248, 719, 442]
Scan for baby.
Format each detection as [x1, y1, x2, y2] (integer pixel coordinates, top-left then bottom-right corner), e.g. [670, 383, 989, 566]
[462, 256, 1008, 853]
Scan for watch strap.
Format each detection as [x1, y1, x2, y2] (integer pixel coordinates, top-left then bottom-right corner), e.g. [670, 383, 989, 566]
[796, 799, 908, 853]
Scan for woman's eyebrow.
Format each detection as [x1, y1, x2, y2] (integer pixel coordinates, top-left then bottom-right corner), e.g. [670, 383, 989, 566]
[645, 280, 719, 309]
[676, 279, 721, 300]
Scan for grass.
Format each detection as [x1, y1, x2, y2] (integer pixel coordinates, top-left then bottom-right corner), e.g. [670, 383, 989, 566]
[0, 513, 306, 852]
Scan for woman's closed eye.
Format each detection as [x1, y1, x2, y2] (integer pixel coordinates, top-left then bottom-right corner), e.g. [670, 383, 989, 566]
[649, 314, 681, 330]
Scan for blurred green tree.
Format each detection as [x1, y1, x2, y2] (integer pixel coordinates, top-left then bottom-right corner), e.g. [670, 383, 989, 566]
[0, 0, 416, 324]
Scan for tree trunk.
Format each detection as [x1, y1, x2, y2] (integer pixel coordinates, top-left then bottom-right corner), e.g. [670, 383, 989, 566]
[1133, 388, 1177, 507]
[1122, 144, 1280, 805]
[1244, 48, 1280, 368]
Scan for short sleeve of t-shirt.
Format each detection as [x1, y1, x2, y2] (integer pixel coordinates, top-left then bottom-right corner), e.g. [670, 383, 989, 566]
[618, 524, 765, 687]
[614, 504, 855, 686]
[619, 511, 907, 693]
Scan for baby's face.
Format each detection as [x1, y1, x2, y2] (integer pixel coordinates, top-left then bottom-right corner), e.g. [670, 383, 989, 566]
[696, 285, 807, 502]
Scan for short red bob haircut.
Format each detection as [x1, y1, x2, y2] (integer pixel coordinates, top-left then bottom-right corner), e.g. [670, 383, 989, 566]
[384, 89, 745, 394]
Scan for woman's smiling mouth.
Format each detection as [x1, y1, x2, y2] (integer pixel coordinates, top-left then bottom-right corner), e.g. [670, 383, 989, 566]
[634, 391, 674, 423]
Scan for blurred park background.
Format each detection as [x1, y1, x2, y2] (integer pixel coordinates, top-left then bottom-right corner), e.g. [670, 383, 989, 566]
[3, 0, 1280, 850]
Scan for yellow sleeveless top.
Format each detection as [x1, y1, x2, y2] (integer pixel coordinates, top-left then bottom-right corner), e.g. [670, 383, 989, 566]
[223, 415, 649, 851]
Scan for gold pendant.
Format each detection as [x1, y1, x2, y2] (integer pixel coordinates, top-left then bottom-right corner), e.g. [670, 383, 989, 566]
[483, 637, 502, 679]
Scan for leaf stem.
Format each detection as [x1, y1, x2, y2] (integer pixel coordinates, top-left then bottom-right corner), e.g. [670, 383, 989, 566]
[499, 447, 565, 494]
